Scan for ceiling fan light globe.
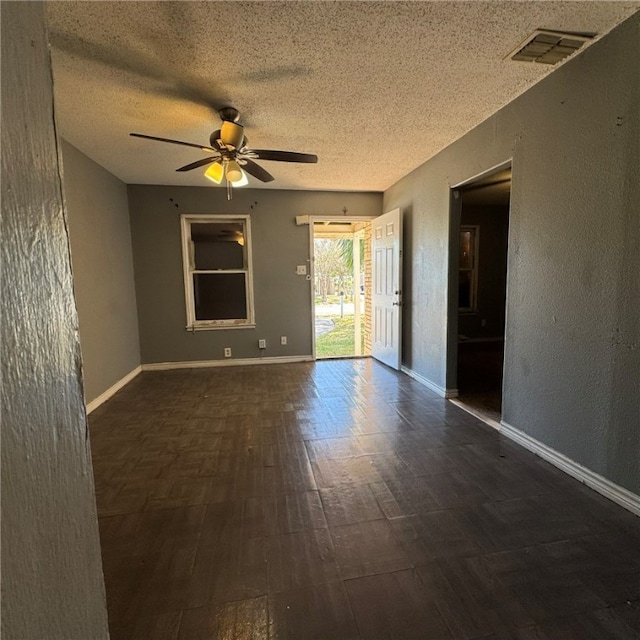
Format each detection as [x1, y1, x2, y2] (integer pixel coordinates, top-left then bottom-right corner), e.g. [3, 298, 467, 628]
[204, 161, 224, 184]
[235, 171, 249, 187]
[226, 160, 244, 184]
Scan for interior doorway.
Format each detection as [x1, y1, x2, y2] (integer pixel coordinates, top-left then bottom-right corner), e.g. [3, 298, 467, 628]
[450, 165, 511, 423]
[311, 219, 372, 359]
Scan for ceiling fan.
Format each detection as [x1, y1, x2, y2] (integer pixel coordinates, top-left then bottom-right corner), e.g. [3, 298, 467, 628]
[130, 107, 318, 199]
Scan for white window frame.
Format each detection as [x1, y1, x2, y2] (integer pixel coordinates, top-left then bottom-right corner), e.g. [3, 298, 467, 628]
[180, 214, 255, 330]
[459, 225, 479, 313]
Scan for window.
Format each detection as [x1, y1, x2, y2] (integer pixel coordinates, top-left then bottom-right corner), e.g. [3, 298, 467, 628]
[180, 215, 255, 330]
[458, 225, 479, 312]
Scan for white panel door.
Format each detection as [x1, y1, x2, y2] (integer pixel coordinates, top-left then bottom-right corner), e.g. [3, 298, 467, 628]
[371, 208, 402, 369]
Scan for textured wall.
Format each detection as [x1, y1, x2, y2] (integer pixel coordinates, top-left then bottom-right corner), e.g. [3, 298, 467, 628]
[0, 3, 109, 639]
[384, 14, 640, 494]
[128, 185, 381, 364]
[62, 140, 141, 403]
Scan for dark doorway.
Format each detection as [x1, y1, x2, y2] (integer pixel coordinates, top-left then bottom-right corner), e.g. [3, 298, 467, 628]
[455, 168, 511, 422]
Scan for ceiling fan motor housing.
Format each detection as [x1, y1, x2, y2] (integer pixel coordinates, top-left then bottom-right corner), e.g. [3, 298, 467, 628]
[220, 121, 245, 149]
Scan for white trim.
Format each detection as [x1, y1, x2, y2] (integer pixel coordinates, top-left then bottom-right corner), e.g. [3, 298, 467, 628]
[308, 215, 378, 224]
[401, 366, 459, 399]
[86, 365, 142, 414]
[451, 159, 512, 189]
[309, 220, 317, 361]
[141, 355, 313, 371]
[309, 214, 377, 362]
[501, 421, 640, 517]
[185, 323, 256, 332]
[449, 398, 502, 431]
[180, 214, 255, 330]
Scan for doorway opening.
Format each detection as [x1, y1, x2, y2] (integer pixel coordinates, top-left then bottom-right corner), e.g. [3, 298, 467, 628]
[312, 220, 372, 359]
[450, 165, 511, 423]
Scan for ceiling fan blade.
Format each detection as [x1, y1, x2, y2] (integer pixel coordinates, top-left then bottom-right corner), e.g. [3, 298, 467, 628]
[130, 133, 217, 154]
[251, 149, 318, 163]
[176, 157, 219, 172]
[242, 159, 275, 183]
[50, 31, 229, 114]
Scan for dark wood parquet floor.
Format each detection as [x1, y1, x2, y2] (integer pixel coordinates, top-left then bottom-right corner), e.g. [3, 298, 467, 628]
[89, 359, 640, 640]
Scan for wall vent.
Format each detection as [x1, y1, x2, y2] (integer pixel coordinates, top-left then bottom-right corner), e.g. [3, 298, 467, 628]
[507, 29, 595, 65]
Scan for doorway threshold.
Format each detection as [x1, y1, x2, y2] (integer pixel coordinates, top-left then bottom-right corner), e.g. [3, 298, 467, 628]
[449, 397, 502, 432]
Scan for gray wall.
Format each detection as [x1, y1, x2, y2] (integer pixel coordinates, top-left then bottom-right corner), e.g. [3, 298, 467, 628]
[128, 186, 381, 363]
[62, 140, 141, 403]
[384, 14, 640, 495]
[1, 3, 109, 638]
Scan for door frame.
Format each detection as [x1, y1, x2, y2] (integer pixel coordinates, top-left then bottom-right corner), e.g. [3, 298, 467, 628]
[305, 215, 377, 360]
[446, 159, 512, 394]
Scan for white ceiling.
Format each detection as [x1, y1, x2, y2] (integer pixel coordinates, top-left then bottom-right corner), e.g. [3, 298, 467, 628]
[46, 1, 639, 193]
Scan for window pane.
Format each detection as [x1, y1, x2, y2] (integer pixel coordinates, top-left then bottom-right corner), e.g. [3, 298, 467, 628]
[459, 230, 474, 269]
[459, 270, 472, 309]
[192, 222, 244, 270]
[193, 273, 247, 321]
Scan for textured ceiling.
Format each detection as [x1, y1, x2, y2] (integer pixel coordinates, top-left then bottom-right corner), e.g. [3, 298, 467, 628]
[46, 1, 640, 192]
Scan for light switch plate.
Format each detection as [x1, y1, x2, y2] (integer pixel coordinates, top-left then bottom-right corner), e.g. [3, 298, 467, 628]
[296, 265, 307, 275]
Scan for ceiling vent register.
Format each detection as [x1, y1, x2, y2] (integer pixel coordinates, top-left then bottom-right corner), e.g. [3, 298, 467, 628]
[508, 29, 595, 65]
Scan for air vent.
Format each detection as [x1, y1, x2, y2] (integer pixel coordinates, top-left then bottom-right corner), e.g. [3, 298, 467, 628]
[508, 30, 595, 65]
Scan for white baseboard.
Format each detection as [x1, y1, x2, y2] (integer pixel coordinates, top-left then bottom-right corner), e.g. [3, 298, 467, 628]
[401, 366, 458, 399]
[501, 421, 640, 517]
[449, 398, 502, 431]
[141, 355, 314, 371]
[86, 365, 142, 414]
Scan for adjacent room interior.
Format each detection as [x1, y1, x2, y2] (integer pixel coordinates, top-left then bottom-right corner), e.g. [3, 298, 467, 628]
[3, 3, 640, 639]
[453, 167, 511, 424]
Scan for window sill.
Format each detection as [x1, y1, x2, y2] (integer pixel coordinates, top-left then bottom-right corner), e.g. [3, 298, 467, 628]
[186, 323, 256, 332]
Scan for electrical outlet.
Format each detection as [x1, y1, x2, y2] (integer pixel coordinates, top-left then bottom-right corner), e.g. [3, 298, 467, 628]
[224, 347, 232, 358]
[280, 336, 287, 345]
[258, 339, 266, 349]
